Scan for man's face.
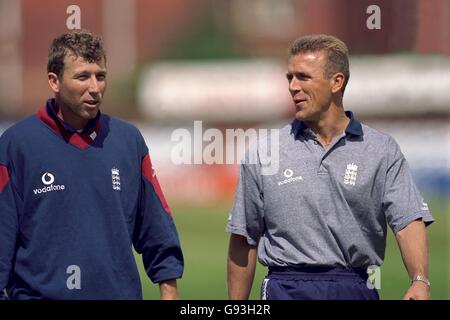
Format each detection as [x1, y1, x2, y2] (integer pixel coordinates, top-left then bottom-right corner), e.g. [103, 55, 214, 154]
[49, 54, 107, 129]
[286, 51, 334, 122]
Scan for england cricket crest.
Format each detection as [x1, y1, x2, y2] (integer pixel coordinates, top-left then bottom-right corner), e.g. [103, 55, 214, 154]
[343, 163, 358, 186]
[111, 167, 121, 191]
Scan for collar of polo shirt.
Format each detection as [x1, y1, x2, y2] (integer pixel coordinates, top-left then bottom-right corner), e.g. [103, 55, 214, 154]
[291, 111, 364, 140]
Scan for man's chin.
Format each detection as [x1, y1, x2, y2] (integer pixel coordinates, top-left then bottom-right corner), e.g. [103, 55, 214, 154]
[294, 111, 308, 121]
[81, 109, 100, 120]
[83, 103, 100, 113]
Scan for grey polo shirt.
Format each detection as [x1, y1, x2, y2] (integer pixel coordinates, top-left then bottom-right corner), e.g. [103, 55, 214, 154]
[226, 111, 434, 268]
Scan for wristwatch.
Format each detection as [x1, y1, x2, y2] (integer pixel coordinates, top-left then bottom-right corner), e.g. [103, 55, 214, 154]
[411, 275, 431, 286]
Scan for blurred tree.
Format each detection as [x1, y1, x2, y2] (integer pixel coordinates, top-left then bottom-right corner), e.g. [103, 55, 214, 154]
[161, 5, 245, 60]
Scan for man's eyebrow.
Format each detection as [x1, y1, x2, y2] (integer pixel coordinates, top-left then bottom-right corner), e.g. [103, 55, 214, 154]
[73, 71, 90, 77]
[296, 71, 311, 77]
[73, 70, 107, 76]
[286, 71, 311, 78]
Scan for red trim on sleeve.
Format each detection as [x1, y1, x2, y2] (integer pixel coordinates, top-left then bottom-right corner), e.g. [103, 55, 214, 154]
[141, 154, 173, 217]
[0, 164, 10, 193]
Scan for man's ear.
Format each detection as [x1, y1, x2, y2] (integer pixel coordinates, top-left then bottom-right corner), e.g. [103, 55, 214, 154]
[48, 72, 60, 93]
[330, 72, 345, 94]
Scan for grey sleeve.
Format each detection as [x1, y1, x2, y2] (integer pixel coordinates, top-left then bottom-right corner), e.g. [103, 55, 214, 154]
[382, 137, 434, 234]
[226, 160, 264, 246]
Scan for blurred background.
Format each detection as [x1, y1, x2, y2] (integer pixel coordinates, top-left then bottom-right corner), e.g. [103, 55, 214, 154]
[0, 0, 448, 299]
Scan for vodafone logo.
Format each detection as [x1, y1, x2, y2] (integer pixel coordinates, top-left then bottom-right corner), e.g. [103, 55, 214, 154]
[278, 168, 303, 186]
[42, 172, 55, 185]
[33, 171, 65, 195]
[284, 169, 293, 178]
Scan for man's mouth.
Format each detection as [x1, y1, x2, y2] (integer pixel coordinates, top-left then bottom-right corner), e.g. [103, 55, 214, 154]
[294, 99, 307, 106]
[84, 100, 99, 108]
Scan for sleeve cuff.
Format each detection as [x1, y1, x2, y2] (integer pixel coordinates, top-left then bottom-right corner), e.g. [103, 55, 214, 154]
[226, 224, 258, 246]
[391, 211, 434, 235]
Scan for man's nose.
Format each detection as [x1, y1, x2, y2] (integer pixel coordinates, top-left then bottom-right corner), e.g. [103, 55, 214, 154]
[88, 76, 100, 93]
[289, 77, 302, 93]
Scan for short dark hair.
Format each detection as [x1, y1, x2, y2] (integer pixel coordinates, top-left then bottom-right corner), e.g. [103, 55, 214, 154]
[289, 34, 350, 93]
[47, 30, 106, 77]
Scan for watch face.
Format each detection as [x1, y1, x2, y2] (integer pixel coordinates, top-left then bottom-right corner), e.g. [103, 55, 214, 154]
[412, 275, 430, 286]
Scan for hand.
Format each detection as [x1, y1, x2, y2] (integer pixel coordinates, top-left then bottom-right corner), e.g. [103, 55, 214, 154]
[403, 281, 430, 300]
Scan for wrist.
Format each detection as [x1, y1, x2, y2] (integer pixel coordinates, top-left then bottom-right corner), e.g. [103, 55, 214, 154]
[411, 275, 430, 287]
[161, 292, 179, 300]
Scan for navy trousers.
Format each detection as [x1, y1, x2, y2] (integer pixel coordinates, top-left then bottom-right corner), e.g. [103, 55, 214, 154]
[261, 266, 380, 300]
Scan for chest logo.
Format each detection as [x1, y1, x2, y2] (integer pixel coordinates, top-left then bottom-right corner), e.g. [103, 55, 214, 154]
[278, 168, 303, 186]
[111, 168, 121, 191]
[344, 163, 358, 186]
[33, 172, 65, 194]
[42, 172, 55, 185]
[284, 169, 293, 178]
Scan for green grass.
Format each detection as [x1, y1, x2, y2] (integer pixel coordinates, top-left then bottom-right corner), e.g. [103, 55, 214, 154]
[378, 198, 449, 299]
[137, 198, 449, 300]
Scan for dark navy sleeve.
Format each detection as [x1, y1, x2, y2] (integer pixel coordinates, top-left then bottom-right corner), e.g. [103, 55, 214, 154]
[133, 146, 184, 284]
[0, 137, 19, 299]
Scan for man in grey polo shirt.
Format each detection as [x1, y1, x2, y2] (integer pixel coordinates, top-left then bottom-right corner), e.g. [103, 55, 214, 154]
[226, 34, 433, 300]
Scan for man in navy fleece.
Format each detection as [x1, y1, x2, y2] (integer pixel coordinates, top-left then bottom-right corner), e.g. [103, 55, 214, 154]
[0, 30, 183, 299]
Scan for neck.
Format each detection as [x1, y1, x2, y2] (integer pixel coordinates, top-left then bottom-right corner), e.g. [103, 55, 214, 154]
[305, 107, 349, 146]
[56, 104, 88, 131]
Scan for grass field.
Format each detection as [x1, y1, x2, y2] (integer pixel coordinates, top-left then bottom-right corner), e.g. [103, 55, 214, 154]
[137, 198, 449, 300]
